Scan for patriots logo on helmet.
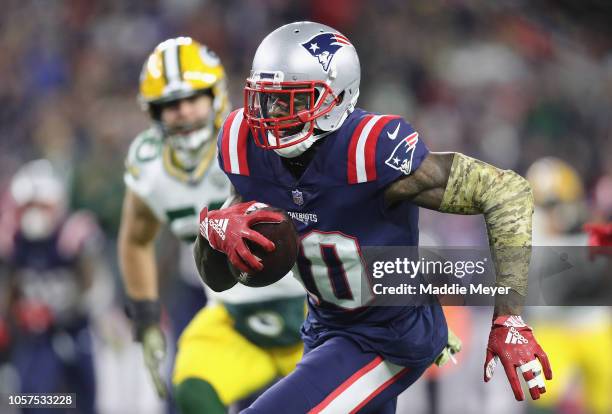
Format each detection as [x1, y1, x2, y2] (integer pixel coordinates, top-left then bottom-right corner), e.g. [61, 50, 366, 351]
[301, 32, 352, 71]
[385, 132, 419, 175]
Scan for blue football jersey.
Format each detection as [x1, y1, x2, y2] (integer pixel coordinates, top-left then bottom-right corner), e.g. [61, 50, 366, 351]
[218, 108, 447, 366]
[4, 212, 100, 326]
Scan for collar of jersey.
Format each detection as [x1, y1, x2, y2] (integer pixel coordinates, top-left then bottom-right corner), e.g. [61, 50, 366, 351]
[264, 123, 351, 188]
[162, 140, 216, 184]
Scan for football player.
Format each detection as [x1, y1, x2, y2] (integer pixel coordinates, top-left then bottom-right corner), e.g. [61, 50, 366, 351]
[526, 158, 611, 414]
[118, 37, 306, 413]
[0, 159, 105, 414]
[195, 22, 553, 413]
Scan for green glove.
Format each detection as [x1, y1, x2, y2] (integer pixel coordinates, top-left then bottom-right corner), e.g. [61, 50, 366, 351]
[142, 325, 168, 399]
[435, 328, 462, 367]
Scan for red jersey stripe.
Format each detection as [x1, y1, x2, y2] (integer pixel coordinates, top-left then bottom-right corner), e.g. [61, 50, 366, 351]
[221, 110, 240, 173]
[347, 115, 375, 184]
[237, 113, 250, 175]
[364, 115, 401, 181]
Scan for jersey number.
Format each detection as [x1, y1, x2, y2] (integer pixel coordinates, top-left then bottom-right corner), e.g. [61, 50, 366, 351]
[297, 231, 372, 309]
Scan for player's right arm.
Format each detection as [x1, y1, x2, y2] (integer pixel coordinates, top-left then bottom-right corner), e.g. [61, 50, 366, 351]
[118, 188, 161, 303]
[194, 186, 284, 290]
[118, 189, 168, 398]
[194, 233, 237, 292]
[194, 187, 240, 292]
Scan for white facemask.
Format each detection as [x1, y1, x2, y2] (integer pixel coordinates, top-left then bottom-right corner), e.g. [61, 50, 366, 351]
[164, 112, 215, 169]
[269, 95, 357, 158]
[20, 207, 58, 240]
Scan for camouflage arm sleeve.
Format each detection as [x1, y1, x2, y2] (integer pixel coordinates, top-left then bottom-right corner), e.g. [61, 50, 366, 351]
[439, 153, 534, 296]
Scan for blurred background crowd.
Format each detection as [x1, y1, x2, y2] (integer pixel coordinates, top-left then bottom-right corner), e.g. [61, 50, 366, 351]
[1, 0, 612, 240]
[0, 0, 610, 413]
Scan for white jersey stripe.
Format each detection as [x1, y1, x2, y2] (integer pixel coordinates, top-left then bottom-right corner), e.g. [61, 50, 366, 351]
[316, 358, 405, 413]
[355, 115, 384, 183]
[228, 110, 245, 174]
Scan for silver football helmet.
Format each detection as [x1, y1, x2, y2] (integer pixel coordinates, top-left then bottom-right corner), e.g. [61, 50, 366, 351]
[244, 21, 361, 157]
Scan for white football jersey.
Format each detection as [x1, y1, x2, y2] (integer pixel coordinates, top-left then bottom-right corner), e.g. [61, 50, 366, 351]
[124, 128, 305, 302]
[125, 128, 229, 241]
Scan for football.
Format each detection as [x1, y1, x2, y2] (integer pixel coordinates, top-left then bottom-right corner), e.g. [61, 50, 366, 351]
[229, 207, 299, 287]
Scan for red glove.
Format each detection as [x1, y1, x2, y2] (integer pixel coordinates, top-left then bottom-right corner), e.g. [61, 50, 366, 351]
[584, 223, 612, 246]
[484, 315, 553, 401]
[584, 223, 612, 259]
[12, 299, 54, 334]
[199, 201, 284, 274]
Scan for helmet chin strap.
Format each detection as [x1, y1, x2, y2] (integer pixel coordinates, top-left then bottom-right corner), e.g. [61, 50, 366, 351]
[272, 129, 334, 158]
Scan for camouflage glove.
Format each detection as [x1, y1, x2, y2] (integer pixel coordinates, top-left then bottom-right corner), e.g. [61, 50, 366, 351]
[127, 299, 168, 399]
[435, 327, 462, 367]
[142, 325, 168, 399]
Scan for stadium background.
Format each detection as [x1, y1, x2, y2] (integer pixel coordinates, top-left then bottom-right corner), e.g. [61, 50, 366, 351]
[0, 1, 610, 413]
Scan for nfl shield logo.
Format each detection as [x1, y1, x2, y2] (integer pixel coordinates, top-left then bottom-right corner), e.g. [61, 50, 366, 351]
[292, 189, 304, 206]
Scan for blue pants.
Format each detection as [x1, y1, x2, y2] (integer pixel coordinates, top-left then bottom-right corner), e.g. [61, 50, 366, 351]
[12, 325, 96, 414]
[241, 336, 428, 414]
[167, 279, 207, 342]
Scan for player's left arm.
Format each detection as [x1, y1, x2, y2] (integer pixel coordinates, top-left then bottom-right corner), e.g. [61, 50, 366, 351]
[385, 152, 552, 400]
[385, 152, 530, 311]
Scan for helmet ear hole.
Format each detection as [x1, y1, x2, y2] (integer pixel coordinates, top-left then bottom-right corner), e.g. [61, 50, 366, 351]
[336, 91, 345, 105]
[198, 88, 214, 99]
[149, 104, 162, 121]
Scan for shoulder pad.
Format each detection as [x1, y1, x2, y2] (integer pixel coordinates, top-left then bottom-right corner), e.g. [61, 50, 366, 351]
[57, 211, 102, 259]
[124, 129, 163, 200]
[346, 114, 428, 187]
[346, 114, 401, 184]
[125, 128, 163, 179]
[217, 109, 250, 176]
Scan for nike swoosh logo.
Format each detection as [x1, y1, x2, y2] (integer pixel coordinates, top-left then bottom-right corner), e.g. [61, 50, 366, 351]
[387, 122, 400, 140]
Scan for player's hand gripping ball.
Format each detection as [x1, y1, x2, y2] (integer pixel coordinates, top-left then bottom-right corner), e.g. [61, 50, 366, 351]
[200, 201, 299, 287]
[230, 203, 299, 287]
